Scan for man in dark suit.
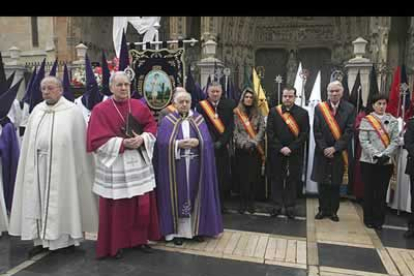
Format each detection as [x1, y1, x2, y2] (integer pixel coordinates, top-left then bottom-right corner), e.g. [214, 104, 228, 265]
[404, 117, 414, 238]
[267, 86, 309, 219]
[196, 82, 236, 213]
[312, 81, 355, 222]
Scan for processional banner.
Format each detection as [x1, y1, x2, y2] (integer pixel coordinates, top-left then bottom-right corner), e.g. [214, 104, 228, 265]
[130, 48, 185, 111]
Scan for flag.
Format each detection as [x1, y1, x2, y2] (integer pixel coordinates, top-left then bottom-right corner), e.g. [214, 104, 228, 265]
[203, 74, 211, 96]
[62, 63, 74, 102]
[185, 66, 204, 108]
[1, 72, 16, 96]
[0, 51, 7, 95]
[195, 82, 205, 102]
[242, 65, 253, 90]
[119, 31, 129, 71]
[386, 66, 401, 117]
[342, 72, 350, 102]
[0, 52, 15, 97]
[220, 75, 227, 98]
[294, 63, 304, 107]
[0, 52, 5, 84]
[234, 81, 242, 103]
[406, 76, 414, 120]
[81, 54, 103, 111]
[212, 62, 227, 96]
[252, 67, 269, 116]
[101, 51, 112, 96]
[309, 71, 322, 103]
[367, 65, 380, 111]
[401, 65, 411, 120]
[305, 71, 321, 194]
[0, 78, 22, 119]
[349, 70, 363, 114]
[21, 66, 37, 107]
[226, 76, 242, 103]
[28, 58, 46, 113]
[49, 59, 58, 76]
[226, 77, 233, 101]
[213, 61, 218, 82]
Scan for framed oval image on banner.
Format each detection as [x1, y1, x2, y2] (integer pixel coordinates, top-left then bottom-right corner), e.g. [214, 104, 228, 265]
[143, 69, 173, 110]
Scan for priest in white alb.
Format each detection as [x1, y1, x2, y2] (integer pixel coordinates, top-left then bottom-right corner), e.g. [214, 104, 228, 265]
[9, 76, 98, 257]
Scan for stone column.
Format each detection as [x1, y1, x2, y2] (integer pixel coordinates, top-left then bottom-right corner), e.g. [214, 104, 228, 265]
[5, 46, 27, 100]
[197, 17, 223, 88]
[197, 39, 224, 88]
[66, 17, 83, 62]
[72, 43, 87, 66]
[67, 43, 87, 89]
[369, 17, 391, 91]
[345, 37, 373, 106]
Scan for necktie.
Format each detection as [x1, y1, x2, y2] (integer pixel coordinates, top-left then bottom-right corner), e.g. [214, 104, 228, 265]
[332, 106, 337, 116]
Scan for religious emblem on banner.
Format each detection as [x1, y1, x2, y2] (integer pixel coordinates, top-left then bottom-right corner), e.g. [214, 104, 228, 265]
[130, 48, 185, 110]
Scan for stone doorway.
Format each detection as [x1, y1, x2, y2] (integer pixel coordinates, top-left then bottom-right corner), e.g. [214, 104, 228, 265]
[255, 48, 289, 107]
[297, 48, 332, 102]
[255, 47, 331, 106]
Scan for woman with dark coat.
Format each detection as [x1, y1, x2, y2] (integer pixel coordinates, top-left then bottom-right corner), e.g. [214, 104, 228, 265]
[233, 88, 265, 214]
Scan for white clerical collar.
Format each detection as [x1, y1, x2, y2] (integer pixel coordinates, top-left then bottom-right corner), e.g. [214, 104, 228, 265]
[44, 96, 64, 111]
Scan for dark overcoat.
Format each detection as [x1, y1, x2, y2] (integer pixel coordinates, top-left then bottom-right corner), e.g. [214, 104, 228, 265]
[311, 100, 355, 185]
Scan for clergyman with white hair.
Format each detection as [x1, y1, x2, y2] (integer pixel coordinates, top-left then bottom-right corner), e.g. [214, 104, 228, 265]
[157, 86, 188, 124]
[155, 90, 223, 246]
[86, 71, 161, 259]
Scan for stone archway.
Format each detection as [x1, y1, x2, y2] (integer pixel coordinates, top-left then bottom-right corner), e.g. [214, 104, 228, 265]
[255, 48, 288, 107]
[298, 48, 332, 101]
[217, 17, 370, 90]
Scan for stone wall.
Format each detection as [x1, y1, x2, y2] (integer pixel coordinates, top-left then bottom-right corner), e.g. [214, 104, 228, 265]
[0, 17, 32, 52]
[77, 17, 115, 62]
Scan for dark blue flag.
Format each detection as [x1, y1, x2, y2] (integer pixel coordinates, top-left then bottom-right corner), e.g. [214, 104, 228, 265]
[349, 70, 363, 113]
[62, 63, 74, 102]
[81, 54, 103, 111]
[101, 51, 112, 96]
[119, 31, 129, 71]
[49, 59, 58, 76]
[28, 58, 46, 113]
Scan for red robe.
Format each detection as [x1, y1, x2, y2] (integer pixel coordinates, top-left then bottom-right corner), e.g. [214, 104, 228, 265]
[87, 98, 160, 258]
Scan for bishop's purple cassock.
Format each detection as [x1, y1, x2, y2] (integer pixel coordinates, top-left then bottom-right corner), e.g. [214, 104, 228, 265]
[155, 110, 223, 238]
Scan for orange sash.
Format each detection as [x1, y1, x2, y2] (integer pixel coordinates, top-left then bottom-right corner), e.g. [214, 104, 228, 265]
[166, 104, 176, 113]
[365, 114, 390, 148]
[235, 108, 265, 163]
[318, 102, 348, 166]
[276, 105, 300, 137]
[199, 100, 225, 134]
